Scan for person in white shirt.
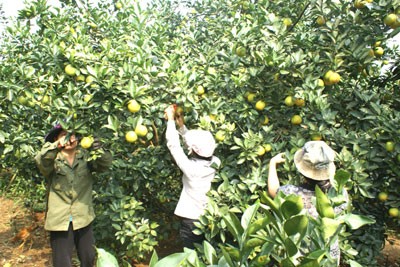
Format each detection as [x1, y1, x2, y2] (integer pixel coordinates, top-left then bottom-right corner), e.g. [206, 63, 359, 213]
[164, 104, 221, 249]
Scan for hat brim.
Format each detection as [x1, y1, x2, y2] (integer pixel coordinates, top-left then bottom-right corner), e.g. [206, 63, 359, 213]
[294, 149, 336, 181]
[45, 127, 64, 143]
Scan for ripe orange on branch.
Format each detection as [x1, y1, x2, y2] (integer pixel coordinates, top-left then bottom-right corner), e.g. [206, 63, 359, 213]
[125, 131, 138, 143]
[291, 115, 302, 125]
[81, 137, 94, 149]
[323, 70, 341, 85]
[255, 100, 266, 111]
[135, 125, 148, 137]
[127, 100, 141, 113]
[65, 64, 77, 76]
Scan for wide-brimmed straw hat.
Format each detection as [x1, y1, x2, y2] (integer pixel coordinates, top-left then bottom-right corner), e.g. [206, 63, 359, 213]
[44, 124, 64, 143]
[185, 129, 216, 158]
[294, 141, 336, 181]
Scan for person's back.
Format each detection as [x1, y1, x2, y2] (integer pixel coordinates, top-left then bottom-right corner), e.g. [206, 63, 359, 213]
[268, 141, 348, 266]
[164, 104, 220, 249]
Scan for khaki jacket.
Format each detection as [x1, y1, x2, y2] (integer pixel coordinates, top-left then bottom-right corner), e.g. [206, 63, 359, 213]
[35, 141, 112, 231]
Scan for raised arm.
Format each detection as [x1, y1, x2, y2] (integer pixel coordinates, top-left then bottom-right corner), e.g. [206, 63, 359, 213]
[268, 153, 286, 198]
[35, 141, 63, 178]
[164, 105, 193, 175]
[86, 138, 112, 173]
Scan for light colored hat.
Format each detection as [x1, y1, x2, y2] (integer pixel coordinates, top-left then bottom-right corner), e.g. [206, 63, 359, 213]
[294, 141, 336, 181]
[185, 129, 216, 158]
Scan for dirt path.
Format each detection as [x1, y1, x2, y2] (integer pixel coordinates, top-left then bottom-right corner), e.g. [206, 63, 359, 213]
[0, 196, 399, 267]
[0, 197, 51, 267]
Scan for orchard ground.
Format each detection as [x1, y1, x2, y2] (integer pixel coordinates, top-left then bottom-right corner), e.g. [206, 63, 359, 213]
[0, 196, 399, 267]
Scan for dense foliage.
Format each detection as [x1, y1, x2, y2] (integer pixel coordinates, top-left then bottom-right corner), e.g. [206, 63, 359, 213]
[0, 0, 399, 265]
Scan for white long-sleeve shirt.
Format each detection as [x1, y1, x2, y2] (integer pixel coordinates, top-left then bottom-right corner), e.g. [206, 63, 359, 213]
[166, 120, 220, 219]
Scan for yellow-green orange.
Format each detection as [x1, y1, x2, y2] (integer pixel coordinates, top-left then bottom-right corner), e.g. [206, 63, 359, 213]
[261, 116, 269, 125]
[86, 75, 95, 84]
[127, 100, 141, 113]
[80, 137, 94, 149]
[235, 46, 246, 57]
[256, 145, 266, 156]
[294, 98, 305, 107]
[215, 130, 225, 142]
[65, 64, 77, 76]
[247, 92, 256, 102]
[316, 16, 326, 25]
[388, 208, 399, 217]
[196, 85, 205, 95]
[384, 14, 397, 26]
[291, 115, 302, 125]
[284, 96, 294, 107]
[283, 18, 292, 26]
[125, 131, 138, 143]
[263, 144, 272, 152]
[255, 100, 266, 111]
[354, 0, 366, 9]
[311, 133, 322, 141]
[385, 141, 395, 152]
[374, 47, 384, 57]
[323, 70, 341, 85]
[83, 94, 93, 103]
[135, 125, 148, 137]
[378, 192, 388, 202]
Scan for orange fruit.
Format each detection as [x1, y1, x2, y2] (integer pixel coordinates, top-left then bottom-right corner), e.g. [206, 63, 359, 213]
[135, 125, 148, 137]
[80, 137, 94, 149]
[125, 131, 138, 143]
[291, 115, 302, 125]
[255, 100, 266, 111]
[127, 100, 141, 113]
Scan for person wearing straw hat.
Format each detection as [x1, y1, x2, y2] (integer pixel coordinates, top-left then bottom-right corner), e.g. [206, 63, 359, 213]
[268, 141, 348, 266]
[35, 124, 112, 267]
[164, 104, 221, 249]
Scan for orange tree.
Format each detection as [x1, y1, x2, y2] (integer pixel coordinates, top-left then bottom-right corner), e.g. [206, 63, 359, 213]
[0, 0, 399, 265]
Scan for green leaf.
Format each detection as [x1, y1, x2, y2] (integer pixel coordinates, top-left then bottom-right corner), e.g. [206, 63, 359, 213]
[87, 66, 97, 77]
[348, 260, 364, 267]
[96, 248, 119, 267]
[222, 212, 244, 243]
[301, 250, 326, 264]
[299, 260, 321, 267]
[154, 250, 195, 267]
[315, 186, 335, 219]
[149, 251, 159, 267]
[203, 241, 217, 265]
[284, 215, 308, 236]
[241, 202, 259, 232]
[320, 217, 341, 240]
[334, 169, 351, 192]
[281, 195, 304, 219]
[259, 191, 281, 218]
[340, 214, 375, 230]
[281, 258, 295, 267]
[284, 238, 298, 257]
[219, 245, 237, 266]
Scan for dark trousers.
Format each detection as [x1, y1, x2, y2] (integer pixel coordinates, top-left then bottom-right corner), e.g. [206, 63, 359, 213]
[50, 222, 95, 267]
[179, 217, 204, 250]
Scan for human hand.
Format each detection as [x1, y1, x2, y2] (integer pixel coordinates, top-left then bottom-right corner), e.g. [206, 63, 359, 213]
[270, 152, 286, 165]
[164, 105, 175, 121]
[91, 138, 103, 150]
[57, 135, 67, 149]
[57, 133, 77, 149]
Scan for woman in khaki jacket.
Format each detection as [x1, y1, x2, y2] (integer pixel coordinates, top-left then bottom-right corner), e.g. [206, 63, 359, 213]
[35, 124, 112, 267]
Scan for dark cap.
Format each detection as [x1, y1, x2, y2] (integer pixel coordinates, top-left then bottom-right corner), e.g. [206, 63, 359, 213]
[44, 124, 64, 143]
